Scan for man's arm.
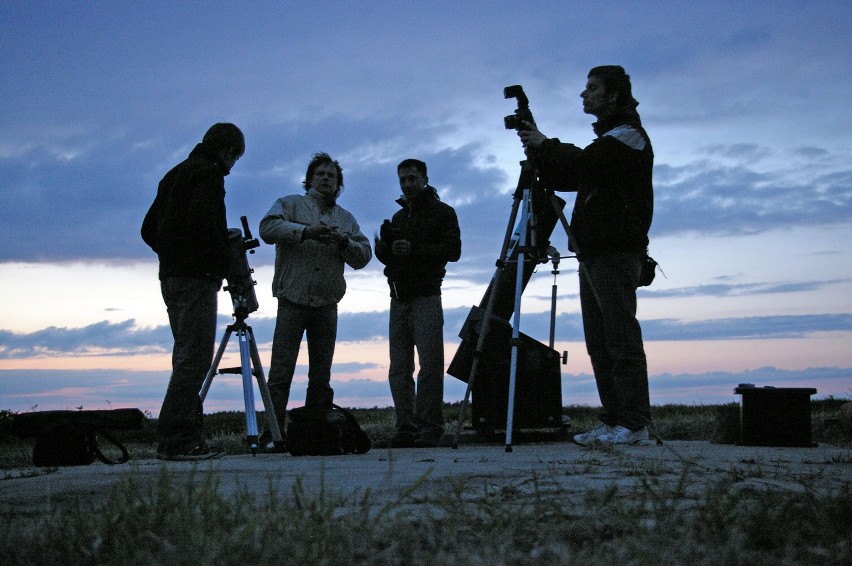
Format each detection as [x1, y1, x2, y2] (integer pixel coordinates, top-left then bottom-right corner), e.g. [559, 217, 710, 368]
[374, 217, 403, 265]
[141, 192, 160, 252]
[517, 121, 584, 190]
[337, 217, 372, 270]
[259, 198, 307, 245]
[418, 206, 460, 263]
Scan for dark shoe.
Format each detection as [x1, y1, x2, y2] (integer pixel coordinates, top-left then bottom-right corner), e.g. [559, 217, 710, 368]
[156, 443, 224, 461]
[258, 430, 287, 453]
[414, 431, 444, 448]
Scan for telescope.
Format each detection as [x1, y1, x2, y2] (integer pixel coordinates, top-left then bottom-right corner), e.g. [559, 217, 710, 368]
[224, 215, 260, 318]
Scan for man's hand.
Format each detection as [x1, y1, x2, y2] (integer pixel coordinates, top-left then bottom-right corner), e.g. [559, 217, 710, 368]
[517, 121, 547, 150]
[327, 228, 349, 250]
[303, 224, 333, 243]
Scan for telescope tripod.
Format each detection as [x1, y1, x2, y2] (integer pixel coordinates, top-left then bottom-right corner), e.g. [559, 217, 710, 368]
[199, 312, 284, 455]
[451, 158, 575, 452]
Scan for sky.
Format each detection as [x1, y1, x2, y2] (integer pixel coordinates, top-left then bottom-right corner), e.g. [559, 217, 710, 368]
[1, 1, 851, 418]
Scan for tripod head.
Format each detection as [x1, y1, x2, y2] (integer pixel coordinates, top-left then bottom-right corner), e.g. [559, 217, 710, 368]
[224, 215, 260, 319]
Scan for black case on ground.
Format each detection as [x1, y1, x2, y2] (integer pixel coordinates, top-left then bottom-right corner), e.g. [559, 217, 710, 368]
[448, 306, 563, 435]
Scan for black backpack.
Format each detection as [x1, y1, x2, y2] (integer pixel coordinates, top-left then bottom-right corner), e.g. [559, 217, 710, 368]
[11, 409, 146, 467]
[287, 404, 371, 456]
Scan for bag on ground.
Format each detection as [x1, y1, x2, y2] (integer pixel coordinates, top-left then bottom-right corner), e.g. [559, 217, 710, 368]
[11, 408, 146, 467]
[287, 404, 371, 456]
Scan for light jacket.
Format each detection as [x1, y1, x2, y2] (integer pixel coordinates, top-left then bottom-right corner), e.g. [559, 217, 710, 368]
[259, 189, 371, 307]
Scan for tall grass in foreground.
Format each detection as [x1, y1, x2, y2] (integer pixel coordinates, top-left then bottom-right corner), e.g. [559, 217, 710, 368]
[1, 467, 850, 564]
[1, 401, 850, 563]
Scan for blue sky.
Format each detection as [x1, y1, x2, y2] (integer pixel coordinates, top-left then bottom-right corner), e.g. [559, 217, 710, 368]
[1, 1, 850, 415]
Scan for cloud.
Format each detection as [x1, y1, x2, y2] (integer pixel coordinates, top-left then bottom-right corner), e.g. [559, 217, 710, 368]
[641, 278, 850, 299]
[652, 151, 852, 237]
[4, 120, 850, 271]
[2, 3, 851, 267]
[3, 308, 851, 360]
[2, 365, 848, 415]
[643, 314, 852, 341]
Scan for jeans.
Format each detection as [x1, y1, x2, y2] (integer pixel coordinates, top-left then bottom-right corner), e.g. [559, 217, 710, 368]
[267, 298, 337, 431]
[579, 251, 650, 430]
[157, 277, 220, 453]
[388, 295, 445, 437]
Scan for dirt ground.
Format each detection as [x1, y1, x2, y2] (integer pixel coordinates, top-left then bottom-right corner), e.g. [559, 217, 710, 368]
[2, 440, 850, 517]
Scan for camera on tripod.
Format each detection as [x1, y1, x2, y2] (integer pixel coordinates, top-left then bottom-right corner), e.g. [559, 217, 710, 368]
[224, 215, 260, 317]
[503, 85, 536, 131]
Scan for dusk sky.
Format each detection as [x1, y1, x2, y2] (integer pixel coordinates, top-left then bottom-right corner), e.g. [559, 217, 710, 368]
[2, 1, 850, 416]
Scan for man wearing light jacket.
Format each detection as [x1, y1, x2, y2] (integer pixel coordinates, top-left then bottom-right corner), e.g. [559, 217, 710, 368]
[259, 152, 371, 441]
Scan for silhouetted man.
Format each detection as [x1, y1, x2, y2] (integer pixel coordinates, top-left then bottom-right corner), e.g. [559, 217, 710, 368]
[375, 159, 461, 447]
[519, 66, 654, 445]
[142, 122, 245, 460]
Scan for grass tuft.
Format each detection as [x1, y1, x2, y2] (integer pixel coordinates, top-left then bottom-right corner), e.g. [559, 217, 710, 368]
[1, 466, 849, 564]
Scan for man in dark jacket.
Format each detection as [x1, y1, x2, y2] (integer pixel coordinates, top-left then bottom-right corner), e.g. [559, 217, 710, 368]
[518, 66, 653, 446]
[375, 159, 461, 447]
[141, 123, 244, 460]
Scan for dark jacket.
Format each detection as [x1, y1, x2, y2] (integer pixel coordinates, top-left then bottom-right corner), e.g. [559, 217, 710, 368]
[141, 143, 230, 281]
[533, 107, 654, 260]
[375, 187, 461, 301]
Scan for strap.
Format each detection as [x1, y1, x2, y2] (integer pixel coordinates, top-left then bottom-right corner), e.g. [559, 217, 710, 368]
[91, 429, 130, 465]
[332, 404, 371, 454]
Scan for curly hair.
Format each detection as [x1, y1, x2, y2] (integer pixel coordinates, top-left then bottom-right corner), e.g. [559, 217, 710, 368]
[303, 152, 344, 194]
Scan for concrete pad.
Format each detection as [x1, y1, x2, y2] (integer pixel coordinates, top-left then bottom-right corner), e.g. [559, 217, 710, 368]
[2, 441, 850, 517]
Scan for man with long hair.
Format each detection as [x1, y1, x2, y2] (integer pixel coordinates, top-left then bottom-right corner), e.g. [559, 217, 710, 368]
[519, 66, 654, 445]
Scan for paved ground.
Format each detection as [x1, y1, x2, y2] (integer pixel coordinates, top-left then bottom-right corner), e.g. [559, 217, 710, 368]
[2, 440, 850, 516]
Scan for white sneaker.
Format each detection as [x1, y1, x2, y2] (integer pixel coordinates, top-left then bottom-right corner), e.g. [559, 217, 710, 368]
[572, 423, 612, 446]
[596, 425, 649, 445]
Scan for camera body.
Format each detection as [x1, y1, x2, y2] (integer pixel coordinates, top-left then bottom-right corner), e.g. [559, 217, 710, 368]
[379, 219, 406, 243]
[224, 216, 260, 317]
[503, 84, 536, 131]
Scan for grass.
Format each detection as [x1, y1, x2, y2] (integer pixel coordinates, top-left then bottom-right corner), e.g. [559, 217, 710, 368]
[1, 464, 849, 564]
[1, 400, 850, 563]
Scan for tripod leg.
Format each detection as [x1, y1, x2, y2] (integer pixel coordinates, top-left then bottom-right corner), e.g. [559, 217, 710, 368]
[237, 327, 260, 454]
[452, 268, 501, 449]
[452, 189, 526, 449]
[200, 327, 232, 403]
[505, 190, 532, 452]
[550, 280, 557, 350]
[498, 191, 522, 265]
[247, 326, 284, 446]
